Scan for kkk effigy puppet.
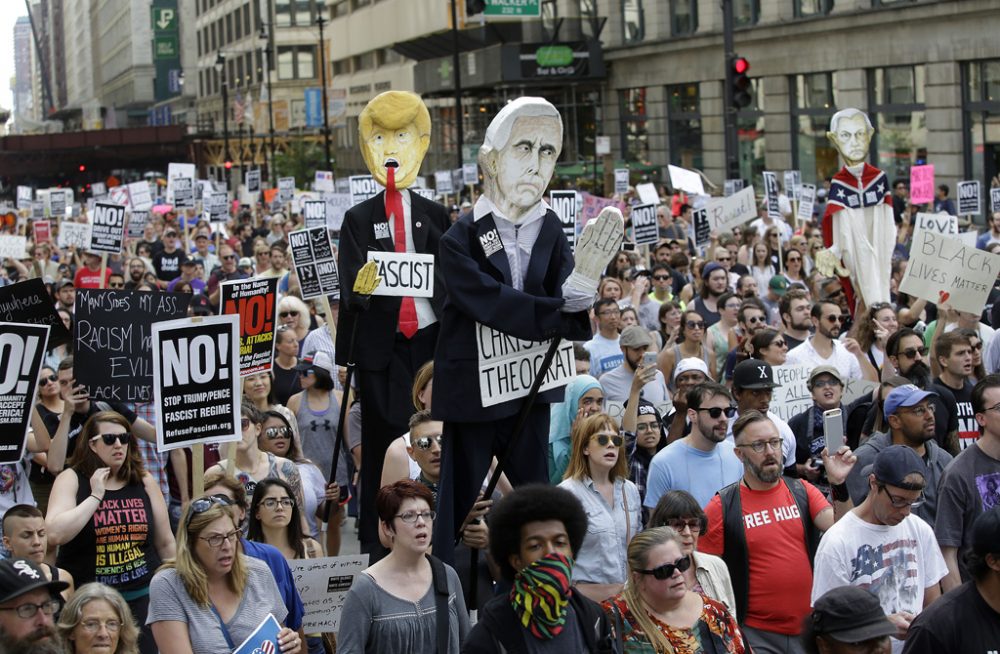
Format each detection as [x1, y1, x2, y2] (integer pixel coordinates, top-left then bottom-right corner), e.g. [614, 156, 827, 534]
[430, 97, 624, 564]
[815, 108, 896, 316]
[337, 91, 450, 556]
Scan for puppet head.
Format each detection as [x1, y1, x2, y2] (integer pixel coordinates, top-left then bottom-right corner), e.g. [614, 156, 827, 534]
[479, 97, 563, 224]
[359, 91, 431, 188]
[827, 108, 874, 168]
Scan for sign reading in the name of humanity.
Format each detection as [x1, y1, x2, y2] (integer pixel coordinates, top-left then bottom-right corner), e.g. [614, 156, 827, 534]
[763, 172, 781, 220]
[0, 279, 71, 347]
[366, 252, 434, 298]
[613, 168, 630, 195]
[303, 200, 327, 230]
[221, 277, 279, 377]
[915, 212, 958, 236]
[288, 227, 340, 300]
[289, 555, 368, 633]
[909, 164, 935, 205]
[0, 236, 27, 260]
[475, 324, 575, 408]
[957, 180, 981, 216]
[88, 203, 127, 254]
[549, 190, 578, 249]
[127, 181, 153, 211]
[152, 314, 241, 452]
[278, 177, 296, 203]
[348, 175, 380, 206]
[704, 185, 756, 233]
[74, 290, 192, 403]
[900, 228, 1000, 315]
[0, 322, 50, 464]
[797, 184, 816, 222]
[631, 203, 658, 245]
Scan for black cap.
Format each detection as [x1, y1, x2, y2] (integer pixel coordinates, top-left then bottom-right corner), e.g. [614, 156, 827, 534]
[0, 559, 69, 604]
[732, 358, 780, 390]
[189, 295, 213, 316]
[810, 586, 896, 643]
[866, 444, 926, 490]
[972, 506, 1000, 557]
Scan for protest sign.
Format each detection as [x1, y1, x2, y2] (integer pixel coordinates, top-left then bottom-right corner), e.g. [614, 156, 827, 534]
[475, 323, 575, 408]
[166, 163, 196, 204]
[31, 202, 44, 220]
[914, 212, 958, 236]
[704, 185, 756, 233]
[763, 172, 781, 219]
[74, 290, 191, 403]
[723, 179, 744, 197]
[0, 323, 50, 464]
[631, 203, 658, 245]
[613, 169, 630, 195]
[222, 277, 279, 376]
[88, 203, 126, 254]
[16, 186, 32, 210]
[315, 170, 334, 192]
[797, 184, 816, 222]
[127, 211, 150, 239]
[152, 314, 240, 452]
[992, 188, 1000, 214]
[783, 170, 801, 201]
[289, 555, 368, 633]
[693, 208, 711, 249]
[205, 192, 229, 223]
[91, 182, 107, 197]
[768, 364, 813, 423]
[462, 163, 478, 186]
[366, 252, 434, 298]
[127, 181, 153, 211]
[245, 169, 261, 194]
[596, 135, 611, 156]
[434, 170, 454, 195]
[48, 189, 67, 218]
[0, 236, 27, 260]
[288, 227, 340, 300]
[108, 186, 130, 210]
[232, 614, 282, 654]
[900, 228, 1000, 315]
[33, 221, 51, 244]
[58, 223, 91, 250]
[635, 183, 660, 206]
[303, 200, 327, 230]
[324, 193, 352, 231]
[0, 280, 71, 348]
[348, 175, 380, 205]
[579, 193, 627, 234]
[172, 177, 194, 209]
[549, 190, 578, 249]
[412, 188, 435, 201]
[909, 164, 935, 204]
[957, 180, 981, 216]
[605, 399, 673, 426]
[667, 165, 705, 196]
[278, 176, 296, 203]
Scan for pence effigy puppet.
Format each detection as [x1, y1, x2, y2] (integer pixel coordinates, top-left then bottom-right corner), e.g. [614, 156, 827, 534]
[815, 108, 896, 316]
[337, 91, 450, 556]
[431, 97, 624, 564]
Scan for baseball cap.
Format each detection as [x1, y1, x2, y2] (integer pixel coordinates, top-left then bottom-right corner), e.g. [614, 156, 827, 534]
[0, 559, 69, 605]
[673, 357, 710, 382]
[868, 444, 927, 490]
[189, 295, 213, 316]
[883, 384, 938, 419]
[237, 257, 253, 269]
[296, 351, 333, 375]
[701, 262, 725, 280]
[194, 232, 209, 240]
[768, 275, 789, 296]
[620, 325, 653, 349]
[56, 279, 74, 290]
[460, 201, 472, 209]
[632, 398, 663, 427]
[810, 586, 896, 643]
[808, 365, 844, 386]
[181, 257, 198, 267]
[732, 358, 780, 390]
[972, 506, 1000, 557]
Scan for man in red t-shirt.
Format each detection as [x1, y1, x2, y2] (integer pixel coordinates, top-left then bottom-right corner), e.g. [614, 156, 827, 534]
[699, 409, 857, 653]
[72, 252, 112, 289]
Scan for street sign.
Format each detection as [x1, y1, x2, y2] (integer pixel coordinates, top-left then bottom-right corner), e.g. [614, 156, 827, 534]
[152, 7, 177, 31]
[484, 0, 541, 17]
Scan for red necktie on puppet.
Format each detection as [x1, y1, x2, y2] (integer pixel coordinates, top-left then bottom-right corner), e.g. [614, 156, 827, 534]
[387, 167, 418, 338]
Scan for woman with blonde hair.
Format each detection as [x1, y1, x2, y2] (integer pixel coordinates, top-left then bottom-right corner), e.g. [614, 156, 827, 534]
[602, 527, 747, 653]
[381, 360, 434, 487]
[277, 294, 311, 348]
[57, 582, 140, 654]
[558, 413, 641, 603]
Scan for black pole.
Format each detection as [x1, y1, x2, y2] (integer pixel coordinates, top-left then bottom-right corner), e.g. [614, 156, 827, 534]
[722, 0, 739, 181]
[220, 56, 230, 167]
[267, 31, 277, 186]
[317, 11, 333, 171]
[450, 0, 463, 169]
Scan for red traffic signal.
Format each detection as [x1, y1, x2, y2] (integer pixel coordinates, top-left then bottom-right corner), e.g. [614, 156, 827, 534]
[78, 164, 86, 172]
[733, 57, 749, 75]
[730, 55, 752, 109]
[224, 161, 233, 170]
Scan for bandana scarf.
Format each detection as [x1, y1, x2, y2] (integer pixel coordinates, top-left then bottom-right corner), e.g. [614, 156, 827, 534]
[509, 552, 574, 640]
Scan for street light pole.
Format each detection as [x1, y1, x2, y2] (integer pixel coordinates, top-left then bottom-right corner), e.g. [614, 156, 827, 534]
[450, 0, 463, 170]
[259, 24, 277, 187]
[722, 0, 739, 181]
[316, 3, 332, 171]
[215, 52, 231, 173]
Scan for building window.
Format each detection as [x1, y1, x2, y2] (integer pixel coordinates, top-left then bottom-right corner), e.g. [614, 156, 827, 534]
[868, 65, 927, 181]
[331, 0, 348, 17]
[670, 0, 697, 36]
[226, 13, 233, 43]
[622, 0, 644, 44]
[579, 0, 598, 38]
[376, 48, 402, 67]
[790, 72, 840, 183]
[873, 0, 914, 5]
[737, 79, 765, 188]
[352, 51, 375, 72]
[244, 2, 251, 35]
[276, 0, 292, 26]
[734, 0, 759, 27]
[667, 83, 702, 170]
[352, 0, 370, 8]
[275, 0, 314, 26]
[963, 60, 1000, 191]
[795, 0, 833, 17]
[333, 58, 351, 75]
[620, 88, 649, 163]
[277, 46, 317, 80]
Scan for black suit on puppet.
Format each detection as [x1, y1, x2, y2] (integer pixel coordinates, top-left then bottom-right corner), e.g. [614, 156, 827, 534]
[431, 207, 591, 565]
[336, 189, 450, 556]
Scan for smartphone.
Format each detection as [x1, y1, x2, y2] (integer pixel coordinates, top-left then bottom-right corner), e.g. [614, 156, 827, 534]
[642, 352, 658, 368]
[823, 408, 845, 454]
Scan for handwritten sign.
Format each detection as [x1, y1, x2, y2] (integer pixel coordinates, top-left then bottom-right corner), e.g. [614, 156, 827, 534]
[323, 192, 352, 231]
[366, 252, 434, 298]
[289, 555, 368, 633]
[0, 236, 27, 260]
[0, 323, 50, 464]
[58, 223, 91, 250]
[127, 181, 153, 211]
[631, 203, 658, 245]
[0, 279, 71, 346]
[475, 323, 575, 408]
[221, 277, 278, 376]
[900, 228, 1000, 314]
[957, 180, 981, 216]
[579, 193, 627, 235]
[909, 164, 935, 205]
[914, 212, 958, 236]
[763, 172, 781, 219]
[705, 185, 757, 233]
[797, 184, 816, 222]
[768, 364, 814, 423]
[348, 175, 380, 205]
[668, 165, 704, 196]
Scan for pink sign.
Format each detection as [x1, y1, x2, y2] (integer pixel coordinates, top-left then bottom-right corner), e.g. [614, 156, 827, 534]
[909, 164, 935, 205]
[579, 193, 627, 234]
[33, 220, 51, 243]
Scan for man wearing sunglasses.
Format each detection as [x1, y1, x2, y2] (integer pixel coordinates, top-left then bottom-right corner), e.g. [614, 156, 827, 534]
[787, 300, 878, 383]
[812, 445, 948, 652]
[722, 298, 769, 382]
[206, 243, 248, 307]
[0, 558, 69, 653]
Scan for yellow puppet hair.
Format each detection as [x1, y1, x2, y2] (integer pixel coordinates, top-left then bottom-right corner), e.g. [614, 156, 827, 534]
[359, 91, 431, 140]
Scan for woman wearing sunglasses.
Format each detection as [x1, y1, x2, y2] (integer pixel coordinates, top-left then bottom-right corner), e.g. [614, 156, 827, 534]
[57, 582, 141, 654]
[750, 328, 789, 367]
[558, 413, 642, 603]
[603, 527, 746, 653]
[47, 411, 175, 654]
[850, 302, 899, 372]
[30, 366, 66, 512]
[657, 309, 717, 388]
[148, 495, 301, 654]
[277, 295, 311, 352]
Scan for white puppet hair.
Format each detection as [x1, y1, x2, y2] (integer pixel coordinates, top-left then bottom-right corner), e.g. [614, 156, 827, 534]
[829, 108, 874, 134]
[478, 97, 563, 168]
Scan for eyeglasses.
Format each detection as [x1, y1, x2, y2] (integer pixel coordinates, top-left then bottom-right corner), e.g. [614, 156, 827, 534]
[591, 433, 624, 448]
[769, 340, 787, 348]
[653, 274, 671, 281]
[80, 619, 123, 633]
[263, 426, 291, 439]
[187, 494, 234, 527]
[724, 303, 742, 310]
[898, 346, 929, 359]
[164, 232, 178, 238]
[40, 374, 58, 385]
[90, 432, 131, 446]
[0, 599, 62, 619]
[279, 310, 299, 318]
[717, 256, 732, 262]
[826, 288, 844, 298]
[108, 282, 125, 289]
[823, 315, 843, 324]
[896, 403, 935, 418]
[664, 518, 702, 533]
[598, 309, 621, 316]
[199, 529, 241, 548]
[877, 484, 924, 509]
[745, 316, 765, 324]
[396, 510, 435, 524]
[635, 555, 692, 580]
[635, 422, 659, 433]
[970, 342, 983, 351]
[261, 497, 295, 509]
[736, 438, 784, 453]
[685, 321, 706, 330]
[697, 406, 737, 419]
[223, 254, 238, 260]
[787, 257, 801, 263]
[812, 379, 842, 389]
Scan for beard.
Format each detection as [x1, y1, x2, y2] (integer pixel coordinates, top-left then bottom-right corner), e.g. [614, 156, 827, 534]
[0, 626, 64, 654]
[745, 455, 782, 484]
[904, 361, 932, 389]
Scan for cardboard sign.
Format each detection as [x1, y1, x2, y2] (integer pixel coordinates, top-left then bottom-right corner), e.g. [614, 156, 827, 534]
[348, 175, 380, 205]
[768, 364, 814, 423]
[724, 179, 744, 197]
[324, 193, 352, 231]
[127, 181, 153, 211]
[783, 170, 801, 201]
[288, 227, 340, 300]
[957, 180, 981, 216]
[909, 164, 935, 205]
[549, 190, 577, 249]
[900, 229, 1000, 314]
[693, 208, 711, 248]
[0, 236, 27, 260]
[667, 165, 705, 196]
[221, 277, 278, 377]
[595, 135, 611, 156]
[635, 183, 660, 206]
[48, 189, 67, 218]
[205, 192, 229, 223]
[32, 221, 51, 244]
[232, 613, 282, 654]
[412, 188, 435, 201]
[166, 163, 196, 204]
[705, 185, 757, 233]
[434, 170, 454, 195]
[152, 314, 241, 452]
[475, 323, 575, 408]
[797, 184, 816, 222]
[992, 188, 1000, 214]
[914, 212, 958, 236]
[579, 193, 627, 233]
[278, 177, 296, 203]
[128, 211, 150, 239]
[31, 202, 44, 220]
[614, 168, 630, 195]
[303, 200, 327, 230]
[245, 169, 261, 194]
[172, 177, 194, 209]
[0, 322, 50, 464]
[763, 172, 781, 219]
[462, 163, 479, 186]
[289, 555, 368, 633]
[58, 223, 91, 250]
[366, 252, 434, 298]
[91, 182, 107, 197]
[74, 290, 191, 403]
[631, 203, 658, 245]
[88, 203, 126, 254]
[0, 279, 71, 347]
[16, 186, 32, 210]
[108, 186, 130, 211]
[315, 170, 334, 192]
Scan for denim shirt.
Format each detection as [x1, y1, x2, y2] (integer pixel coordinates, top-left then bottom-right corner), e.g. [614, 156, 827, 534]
[559, 476, 642, 585]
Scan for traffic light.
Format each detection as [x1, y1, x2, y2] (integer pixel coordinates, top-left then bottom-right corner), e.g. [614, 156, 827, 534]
[467, 0, 486, 15]
[78, 164, 86, 172]
[224, 160, 233, 170]
[730, 55, 752, 109]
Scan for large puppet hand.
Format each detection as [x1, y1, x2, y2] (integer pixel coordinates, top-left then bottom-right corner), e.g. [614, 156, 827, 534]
[814, 247, 849, 278]
[561, 208, 624, 312]
[353, 260, 382, 295]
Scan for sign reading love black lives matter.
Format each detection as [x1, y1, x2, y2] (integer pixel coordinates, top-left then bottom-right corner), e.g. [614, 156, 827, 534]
[74, 290, 192, 403]
[900, 229, 1000, 315]
[289, 227, 340, 300]
[221, 277, 279, 376]
[0, 323, 50, 464]
[152, 314, 241, 451]
[88, 203, 127, 254]
[0, 278, 72, 346]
